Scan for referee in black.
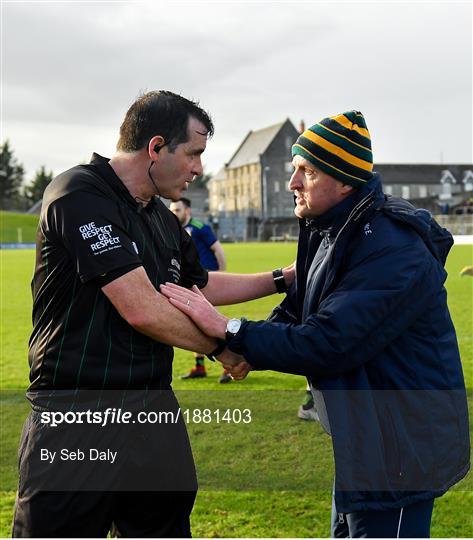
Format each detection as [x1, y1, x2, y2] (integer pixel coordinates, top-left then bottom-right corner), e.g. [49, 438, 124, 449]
[13, 91, 294, 537]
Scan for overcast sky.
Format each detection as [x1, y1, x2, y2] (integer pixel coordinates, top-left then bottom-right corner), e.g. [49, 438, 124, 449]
[2, 0, 472, 182]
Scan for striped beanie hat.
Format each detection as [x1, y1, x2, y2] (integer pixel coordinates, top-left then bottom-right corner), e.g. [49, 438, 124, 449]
[292, 111, 373, 188]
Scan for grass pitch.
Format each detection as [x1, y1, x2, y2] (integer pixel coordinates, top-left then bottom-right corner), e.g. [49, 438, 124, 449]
[0, 242, 472, 537]
[0, 211, 38, 244]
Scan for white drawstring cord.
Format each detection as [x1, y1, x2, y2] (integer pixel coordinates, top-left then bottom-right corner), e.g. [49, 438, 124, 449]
[396, 507, 404, 538]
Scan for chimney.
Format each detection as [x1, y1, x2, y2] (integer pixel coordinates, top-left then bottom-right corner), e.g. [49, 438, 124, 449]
[299, 120, 305, 134]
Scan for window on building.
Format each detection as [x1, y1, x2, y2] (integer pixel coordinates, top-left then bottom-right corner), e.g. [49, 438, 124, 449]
[463, 170, 473, 191]
[402, 186, 410, 199]
[441, 183, 452, 198]
[419, 185, 427, 198]
[274, 181, 280, 193]
[285, 161, 293, 173]
[384, 185, 393, 195]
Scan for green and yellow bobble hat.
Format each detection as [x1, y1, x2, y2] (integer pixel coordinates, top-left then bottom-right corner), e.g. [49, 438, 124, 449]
[292, 111, 374, 188]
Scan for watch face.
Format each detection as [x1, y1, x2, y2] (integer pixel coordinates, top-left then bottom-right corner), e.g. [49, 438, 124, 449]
[227, 318, 241, 334]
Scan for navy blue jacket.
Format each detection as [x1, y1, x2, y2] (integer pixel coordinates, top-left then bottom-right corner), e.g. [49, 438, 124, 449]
[229, 175, 470, 513]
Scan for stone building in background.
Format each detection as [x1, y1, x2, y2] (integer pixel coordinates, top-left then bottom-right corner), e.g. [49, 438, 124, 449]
[208, 119, 301, 240]
[208, 120, 473, 240]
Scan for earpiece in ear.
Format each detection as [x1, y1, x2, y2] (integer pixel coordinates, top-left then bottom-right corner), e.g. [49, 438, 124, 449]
[154, 144, 161, 154]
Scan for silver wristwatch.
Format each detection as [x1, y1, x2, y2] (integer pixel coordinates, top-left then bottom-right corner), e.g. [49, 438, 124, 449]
[225, 318, 243, 342]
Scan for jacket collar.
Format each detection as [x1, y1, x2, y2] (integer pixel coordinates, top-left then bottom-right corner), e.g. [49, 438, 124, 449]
[300, 174, 384, 238]
[306, 189, 360, 241]
[299, 175, 384, 318]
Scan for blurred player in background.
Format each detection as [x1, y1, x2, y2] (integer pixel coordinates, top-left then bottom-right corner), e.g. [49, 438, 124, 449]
[170, 197, 231, 382]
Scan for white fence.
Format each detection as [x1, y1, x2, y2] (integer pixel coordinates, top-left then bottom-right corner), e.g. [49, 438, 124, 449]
[453, 236, 473, 245]
[435, 215, 473, 235]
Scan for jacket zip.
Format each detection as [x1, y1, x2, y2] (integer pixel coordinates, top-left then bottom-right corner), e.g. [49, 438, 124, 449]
[308, 190, 377, 311]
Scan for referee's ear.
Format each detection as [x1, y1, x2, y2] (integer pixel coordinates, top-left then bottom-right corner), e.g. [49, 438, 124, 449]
[148, 136, 166, 159]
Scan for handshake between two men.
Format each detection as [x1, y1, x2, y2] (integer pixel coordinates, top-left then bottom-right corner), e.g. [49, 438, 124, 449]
[160, 280, 274, 381]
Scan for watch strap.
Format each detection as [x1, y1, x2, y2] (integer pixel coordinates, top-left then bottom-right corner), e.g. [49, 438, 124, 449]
[206, 339, 227, 362]
[272, 268, 287, 294]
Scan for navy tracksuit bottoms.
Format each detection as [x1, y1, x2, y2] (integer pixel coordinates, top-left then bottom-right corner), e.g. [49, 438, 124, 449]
[331, 496, 434, 538]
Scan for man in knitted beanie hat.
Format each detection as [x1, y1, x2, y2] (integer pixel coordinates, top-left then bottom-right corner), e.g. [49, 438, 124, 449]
[293, 111, 373, 184]
[290, 110, 373, 218]
[161, 111, 469, 537]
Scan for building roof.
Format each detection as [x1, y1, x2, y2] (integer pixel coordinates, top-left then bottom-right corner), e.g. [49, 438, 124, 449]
[375, 164, 473, 185]
[207, 167, 226, 185]
[226, 120, 288, 169]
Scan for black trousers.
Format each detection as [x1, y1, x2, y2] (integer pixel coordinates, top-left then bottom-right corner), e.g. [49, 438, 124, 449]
[13, 402, 197, 537]
[13, 490, 196, 537]
[331, 494, 434, 538]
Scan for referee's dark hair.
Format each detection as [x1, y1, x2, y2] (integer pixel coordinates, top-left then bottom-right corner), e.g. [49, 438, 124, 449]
[117, 91, 214, 154]
[178, 197, 191, 208]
